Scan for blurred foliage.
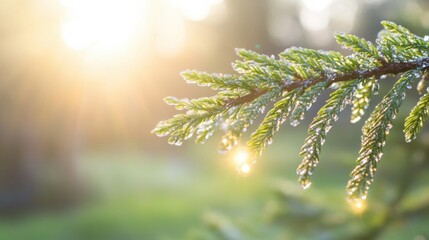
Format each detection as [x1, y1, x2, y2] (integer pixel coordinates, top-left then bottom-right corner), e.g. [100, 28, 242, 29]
[2, 125, 429, 239]
[1, 0, 429, 239]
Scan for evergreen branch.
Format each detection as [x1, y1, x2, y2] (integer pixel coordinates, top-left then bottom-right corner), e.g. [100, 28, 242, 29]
[290, 82, 327, 126]
[280, 47, 350, 72]
[297, 80, 359, 189]
[404, 90, 429, 142]
[153, 20, 429, 203]
[248, 90, 300, 157]
[225, 57, 429, 108]
[335, 33, 380, 59]
[351, 78, 376, 123]
[154, 108, 225, 146]
[218, 89, 283, 151]
[346, 70, 421, 201]
[182, 70, 255, 91]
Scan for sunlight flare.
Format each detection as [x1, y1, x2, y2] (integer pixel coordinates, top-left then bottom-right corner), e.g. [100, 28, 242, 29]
[232, 148, 254, 175]
[60, 0, 146, 52]
[234, 149, 249, 165]
[301, 0, 333, 11]
[239, 163, 251, 174]
[169, 0, 223, 21]
[349, 199, 367, 214]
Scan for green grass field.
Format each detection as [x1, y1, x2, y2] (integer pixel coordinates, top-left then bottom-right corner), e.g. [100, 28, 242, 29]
[1, 128, 429, 240]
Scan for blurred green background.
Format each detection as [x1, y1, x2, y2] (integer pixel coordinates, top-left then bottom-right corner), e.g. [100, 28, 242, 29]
[1, 0, 429, 239]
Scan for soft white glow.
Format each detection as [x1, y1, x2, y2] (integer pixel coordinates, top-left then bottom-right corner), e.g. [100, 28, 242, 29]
[364, 0, 385, 5]
[61, 0, 146, 51]
[301, 0, 333, 11]
[62, 16, 95, 50]
[268, 13, 302, 45]
[155, 8, 186, 57]
[350, 199, 367, 214]
[355, 201, 362, 208]
[169, 0, 223, 21]
[239, 163, 251, 174]
[330, 0, 357, 33]
[299, 8, 330, 32]
[234, 149, 249, 165]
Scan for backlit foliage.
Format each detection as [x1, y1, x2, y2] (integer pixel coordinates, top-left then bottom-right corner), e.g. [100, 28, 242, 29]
[153, 21, 429, 202]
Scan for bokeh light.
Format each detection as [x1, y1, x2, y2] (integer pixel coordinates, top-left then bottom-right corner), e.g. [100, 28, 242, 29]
[239, 163, 251, 174]
[61, 0, 147, 52]
[349, 199, 367, 214]
[169, 0, 223, 21]
[234, 149, 249, 165]
[301, 0, 333, 11]
[231, 148, 253, 175]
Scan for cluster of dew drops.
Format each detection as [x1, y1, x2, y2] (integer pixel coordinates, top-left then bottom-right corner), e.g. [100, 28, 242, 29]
[218, 119, 255, 174]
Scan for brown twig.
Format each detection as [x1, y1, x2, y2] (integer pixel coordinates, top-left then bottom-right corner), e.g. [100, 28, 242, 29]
[226, 57, 429, 108]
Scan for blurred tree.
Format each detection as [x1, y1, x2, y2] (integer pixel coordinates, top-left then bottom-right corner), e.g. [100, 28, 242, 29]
[0, 0, 85, 214]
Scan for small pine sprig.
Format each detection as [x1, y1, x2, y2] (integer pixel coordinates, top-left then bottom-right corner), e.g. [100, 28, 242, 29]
[346, 70, 421, 201]
[153, 21, 429, 203]
[351, 78, 376, 123]
[219, 89, 283, 152]
[297, 80, 359, 189]
[404, 75, 429, 143]
[248, 89, 300, 157]
[289, 82, 327, 127]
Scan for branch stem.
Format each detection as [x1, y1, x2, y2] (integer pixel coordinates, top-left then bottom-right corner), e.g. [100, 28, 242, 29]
[226, 57, 429, 107]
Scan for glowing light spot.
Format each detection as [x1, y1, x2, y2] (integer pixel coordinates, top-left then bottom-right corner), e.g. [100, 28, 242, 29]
[62, 17, 94, 50]
[301, 0, 333, 11]
[231, 148, 254, 175]
[356, 201, 362, 208]
[169, 0, 223, 21]
[155, 9, 186, 57]
[61, 0, 146, 52]
[364, 0, 385, 5]
[234, 149, 249, 165]
[330, 0, 357, 33]
[349, 199, 367, 214]
[239, 163, 251, 174]
[299, 7, 330, 32]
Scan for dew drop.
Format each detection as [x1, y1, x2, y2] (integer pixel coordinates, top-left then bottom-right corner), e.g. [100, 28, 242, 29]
[351, 116, 361, 123]
[325, 124, 332, 132]
[406, 83, 413, 89]
[290, 119, 300, 127]
[297, 168, 307, 176]
[330, 83, 339, 89]
[218, 133, 238, 153]
[169, 136, 183, 146]
[301, 179, 312, 190]
[372, 82, 380, 95]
